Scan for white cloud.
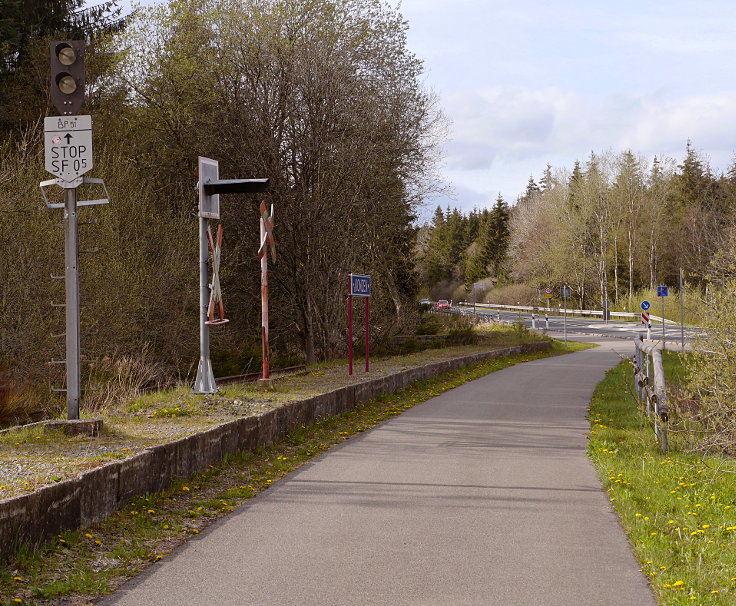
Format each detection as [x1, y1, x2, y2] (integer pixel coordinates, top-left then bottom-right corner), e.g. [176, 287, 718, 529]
[436, 85, 736, 212]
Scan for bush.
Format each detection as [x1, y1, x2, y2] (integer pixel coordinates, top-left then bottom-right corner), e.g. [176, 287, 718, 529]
[483, 283, 537, 306]
[684, 280, 736, 453]
[416, 314, 442, 335]
[446, 315, 477, 345]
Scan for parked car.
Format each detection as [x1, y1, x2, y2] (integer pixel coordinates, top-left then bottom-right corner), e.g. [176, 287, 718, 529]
[436, 299, 450, 309]
[419, 298, 432, 305]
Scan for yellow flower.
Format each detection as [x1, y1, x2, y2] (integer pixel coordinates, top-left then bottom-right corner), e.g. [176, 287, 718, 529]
[182, 486, 190, 492]
[13, 576, 22, 581]
[668, 520, 674, 524]
[635, 513, 643, 518]
[13, 599, 22, 603]
[85, 533, 93, 538]
[711, 590, 720, 594]
[673, 581, 685, 587]
[650, 532, 657, 536]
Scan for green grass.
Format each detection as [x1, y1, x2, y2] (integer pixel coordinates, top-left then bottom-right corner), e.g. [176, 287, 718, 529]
[0, 338, 588, 605]
[588, 354, 736, 605]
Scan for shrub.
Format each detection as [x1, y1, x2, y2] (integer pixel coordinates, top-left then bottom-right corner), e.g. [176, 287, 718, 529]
[416, 314, 442, 335]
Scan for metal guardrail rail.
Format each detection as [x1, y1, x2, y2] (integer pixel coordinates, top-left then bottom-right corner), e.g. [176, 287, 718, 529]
[632, 336, 669, 452]
[458, 301, 677, 325]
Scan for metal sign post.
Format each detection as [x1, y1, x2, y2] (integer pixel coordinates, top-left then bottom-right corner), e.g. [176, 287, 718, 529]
[348, 274, 371, 375]
[641, 301, 651, 340]
[193, 157, 269, 394]
[561, 284, 571, 344]
[657, 285, 668, 349]
[679, 268, 685, 350]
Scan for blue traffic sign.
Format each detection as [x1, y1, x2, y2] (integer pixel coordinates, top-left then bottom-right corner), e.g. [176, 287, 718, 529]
[350, 273, 371, 297]
[657, 286, 669, 297]
[641, 300, 650, 310]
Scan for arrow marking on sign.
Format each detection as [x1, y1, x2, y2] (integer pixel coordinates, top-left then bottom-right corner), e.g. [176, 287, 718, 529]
[64, 133, 72, 143]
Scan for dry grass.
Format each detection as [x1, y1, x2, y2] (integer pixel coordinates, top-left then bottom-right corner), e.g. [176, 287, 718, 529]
[0, 336, 548, 500]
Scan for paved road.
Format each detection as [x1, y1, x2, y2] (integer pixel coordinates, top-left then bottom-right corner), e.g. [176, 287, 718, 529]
[463, 306, 700, 344]
[103, 339, 655, 606]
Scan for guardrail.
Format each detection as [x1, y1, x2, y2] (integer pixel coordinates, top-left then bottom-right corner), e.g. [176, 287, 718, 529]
[457, 301, 676, 325]
[632, 336, 669, 452]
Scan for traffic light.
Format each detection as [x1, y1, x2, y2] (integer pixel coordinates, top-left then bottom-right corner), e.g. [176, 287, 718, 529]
[50, 40, 85, 116]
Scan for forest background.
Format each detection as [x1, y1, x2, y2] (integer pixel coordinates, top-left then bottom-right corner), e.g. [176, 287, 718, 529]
[3, 0, 736, 431]
[0, 0, 445, 410]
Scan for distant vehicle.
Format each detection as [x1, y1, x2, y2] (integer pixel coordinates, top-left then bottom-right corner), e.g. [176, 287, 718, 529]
[437, 299, 450, 308]
[419, 298, 431, 305]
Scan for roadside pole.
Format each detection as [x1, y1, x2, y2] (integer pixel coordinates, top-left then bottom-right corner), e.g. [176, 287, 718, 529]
[657, 285, 668, 350]
[679, 268, 685, 350]
[561, 284, 571, 344]
[347, 276, 353, 376]
[364, 297, 369, 373]
[348, 274, 371, 375]
[662, 296, 666, 347]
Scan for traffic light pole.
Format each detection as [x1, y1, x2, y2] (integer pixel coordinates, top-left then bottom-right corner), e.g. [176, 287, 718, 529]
[64, 187, 81, 419]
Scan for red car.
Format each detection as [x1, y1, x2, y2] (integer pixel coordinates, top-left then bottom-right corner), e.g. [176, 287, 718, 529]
[437, 299, 450, 309]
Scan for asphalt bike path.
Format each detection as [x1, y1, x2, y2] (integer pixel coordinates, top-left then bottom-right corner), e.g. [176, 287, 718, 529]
[103, 338, 655, 606]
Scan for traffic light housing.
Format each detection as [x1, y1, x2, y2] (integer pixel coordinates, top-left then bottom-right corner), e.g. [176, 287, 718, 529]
[50, 40, 85, 116]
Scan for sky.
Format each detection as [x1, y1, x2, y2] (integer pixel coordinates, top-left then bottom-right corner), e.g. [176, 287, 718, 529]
[397, 0, 736, 217]
[116, 0, 736, 218]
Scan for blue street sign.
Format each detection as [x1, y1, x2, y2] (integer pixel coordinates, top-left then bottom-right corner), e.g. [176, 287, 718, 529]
[657, 286, 668, 297]
[641, 300, 651, 310]
[350, 273, 371, 297]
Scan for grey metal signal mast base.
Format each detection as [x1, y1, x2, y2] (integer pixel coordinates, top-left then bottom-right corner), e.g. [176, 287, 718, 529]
[193, 156, 268, 395]
[64, 187, 81, 418]
[194, 213, 217, 394]
[40, 176, 110, 418]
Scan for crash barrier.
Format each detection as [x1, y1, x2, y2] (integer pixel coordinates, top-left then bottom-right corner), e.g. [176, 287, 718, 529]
[0, 340, 550, 561]
[458, 301, 677, 325]
[632, 336, 669, 452]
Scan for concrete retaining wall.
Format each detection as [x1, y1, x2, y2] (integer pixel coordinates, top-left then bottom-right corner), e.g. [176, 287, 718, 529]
[0, 341, 549, 560]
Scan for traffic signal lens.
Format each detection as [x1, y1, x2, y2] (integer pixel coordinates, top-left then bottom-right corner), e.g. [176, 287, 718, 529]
[50, 40, 85, 115]
[57, 45, 76, 66]
[56, 74, 77, 94]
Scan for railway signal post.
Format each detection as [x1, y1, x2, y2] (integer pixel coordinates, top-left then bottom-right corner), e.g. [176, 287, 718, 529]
[194, 157, 268, 394]
[41, 41, 109, 420]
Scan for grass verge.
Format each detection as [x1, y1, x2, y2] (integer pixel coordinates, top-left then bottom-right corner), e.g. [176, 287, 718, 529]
[0, 339, 589, 605]
[588, 353, 736, 605]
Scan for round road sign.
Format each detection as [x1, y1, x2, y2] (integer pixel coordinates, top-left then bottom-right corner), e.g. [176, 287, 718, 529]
[641, 300, 650, 311]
